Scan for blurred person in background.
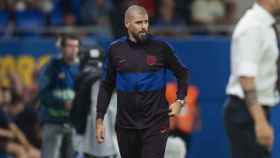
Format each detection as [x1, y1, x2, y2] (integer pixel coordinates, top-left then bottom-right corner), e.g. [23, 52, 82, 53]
[32, 0, 54, 14]
[5, 0, 52, 12]
[3, 69, 42, 149]
[190, 0, 236, 34]
[224, 0, 236, 25]
[38, 34, 80, 158]
[96, 5, 189, 158]
[71, 48, 120, 158]
[172, 0, 193, 25]
[164, 82, 200, 158]
[136, 0, 156, 20]
[153, 0, 185, 27]
[60, 0, 79, 28]
[152, 0, 186, 36]
[224, 0, 280, 158]
[80, 0, 113, 27]
[0, 63, 42, 153]
[0, 86, 40, 158]
[0, 0, 7, 10]
[191, 0, 226, 25]
[6, 90, 42, 149]
[6, 0, 31, 12]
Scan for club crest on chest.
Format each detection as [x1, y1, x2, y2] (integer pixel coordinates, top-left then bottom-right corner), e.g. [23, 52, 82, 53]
[146, 55, 157, 66]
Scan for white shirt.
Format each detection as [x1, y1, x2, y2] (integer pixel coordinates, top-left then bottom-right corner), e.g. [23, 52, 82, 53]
[226, 3, 279, 106]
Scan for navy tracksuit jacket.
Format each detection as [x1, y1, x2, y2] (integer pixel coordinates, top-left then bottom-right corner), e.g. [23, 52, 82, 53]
[97, 35, 189, 129]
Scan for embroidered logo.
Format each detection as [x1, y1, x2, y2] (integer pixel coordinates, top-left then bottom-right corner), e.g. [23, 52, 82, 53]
[116, 59, 126, 70]
[146, 55, 157, 66]
[160, 128, 169, 134]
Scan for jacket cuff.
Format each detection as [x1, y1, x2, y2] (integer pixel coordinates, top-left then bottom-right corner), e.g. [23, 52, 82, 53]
[96, 112, 105, 120]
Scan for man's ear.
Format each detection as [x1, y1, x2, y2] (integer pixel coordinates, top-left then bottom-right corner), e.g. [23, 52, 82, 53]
[125, 22, 129, 29]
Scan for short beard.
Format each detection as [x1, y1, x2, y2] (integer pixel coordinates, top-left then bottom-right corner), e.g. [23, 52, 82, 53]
[132, 31, 148, 43]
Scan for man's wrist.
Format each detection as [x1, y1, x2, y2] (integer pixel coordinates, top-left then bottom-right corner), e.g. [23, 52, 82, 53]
[96, 118, 104, 125]
[248, 104, 268, 125]
[176, 99, 185, 107]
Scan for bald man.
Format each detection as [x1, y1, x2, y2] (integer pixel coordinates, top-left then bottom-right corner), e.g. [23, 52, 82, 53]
[95, 5, 189, 158]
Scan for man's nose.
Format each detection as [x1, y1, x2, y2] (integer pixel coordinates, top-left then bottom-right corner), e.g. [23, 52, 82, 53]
[141, 26, 147, 32]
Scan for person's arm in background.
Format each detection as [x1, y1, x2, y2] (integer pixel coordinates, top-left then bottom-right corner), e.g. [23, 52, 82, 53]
[235, 27, 273, 150]
[8, 123, 33, 150]
[163, 43, 189, 116]
[0, 109, 33, 150]
[8, 71, 23, 97]
[8, 122, 41, 158]
[0, 108, 14, 139]
[96, 47, 116, 143]
[0, 128, 14, 139]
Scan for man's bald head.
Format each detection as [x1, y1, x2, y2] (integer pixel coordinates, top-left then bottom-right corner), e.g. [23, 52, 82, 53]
[125, 5, 148, 25]
[124, 5, 149, 43]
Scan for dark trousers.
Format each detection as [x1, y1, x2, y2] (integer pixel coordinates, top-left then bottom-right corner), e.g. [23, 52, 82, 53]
[224, 95, 271, 158]
[84, 153, 117, 158]
[116, 122, 169, 158]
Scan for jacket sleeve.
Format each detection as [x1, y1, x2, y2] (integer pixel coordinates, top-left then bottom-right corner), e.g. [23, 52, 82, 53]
[38, 61, 64, 108]
[96, 47, 116, 119]
[164, 43, 189, 100]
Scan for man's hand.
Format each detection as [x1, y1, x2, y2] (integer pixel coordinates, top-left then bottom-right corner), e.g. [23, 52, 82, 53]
[96, 118, 105, 144]
[239, 76, 274, 151]
[168, 101, 183, 116]
[7, 132, 15, 139]
[0, 129, 15, 139]
[255, 120, 274, 151]
[64, 101, 72, 111]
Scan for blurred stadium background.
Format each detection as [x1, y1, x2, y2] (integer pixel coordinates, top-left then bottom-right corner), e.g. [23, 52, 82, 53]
[0, 0, 280, 158]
